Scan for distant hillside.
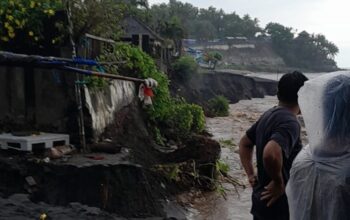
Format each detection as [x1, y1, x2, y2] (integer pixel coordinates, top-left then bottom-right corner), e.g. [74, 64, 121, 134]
[147, 0, 339, 72]
[217, 42, 285, 72]
[184, 40, 284, 72]
[183, 39, 338, 72]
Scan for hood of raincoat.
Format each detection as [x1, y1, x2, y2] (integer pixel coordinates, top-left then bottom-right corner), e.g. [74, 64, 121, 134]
[298, 71, 350, 158]
[287, 71, 350, 220]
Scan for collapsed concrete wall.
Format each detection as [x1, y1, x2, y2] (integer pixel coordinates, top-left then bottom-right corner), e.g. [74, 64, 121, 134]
[84, 81, 136, 142]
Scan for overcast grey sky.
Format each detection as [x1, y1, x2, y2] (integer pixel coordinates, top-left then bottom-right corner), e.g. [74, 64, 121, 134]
[149, 0, 350, 68]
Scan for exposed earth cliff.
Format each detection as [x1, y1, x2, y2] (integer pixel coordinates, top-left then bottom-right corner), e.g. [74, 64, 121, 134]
[171, 70, 278, 113]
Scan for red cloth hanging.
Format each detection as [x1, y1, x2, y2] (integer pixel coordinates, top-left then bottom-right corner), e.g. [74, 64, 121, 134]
[144, 87, 154, 97]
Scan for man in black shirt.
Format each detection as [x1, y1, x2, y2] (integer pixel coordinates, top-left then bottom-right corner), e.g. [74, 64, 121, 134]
[239, 71, 308, 220]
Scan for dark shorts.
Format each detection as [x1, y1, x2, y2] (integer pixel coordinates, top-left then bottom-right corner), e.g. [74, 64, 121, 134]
[251, 186, 289, 220]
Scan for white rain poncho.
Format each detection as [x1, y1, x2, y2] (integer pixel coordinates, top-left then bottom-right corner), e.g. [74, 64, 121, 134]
[286, 71, 350, 220]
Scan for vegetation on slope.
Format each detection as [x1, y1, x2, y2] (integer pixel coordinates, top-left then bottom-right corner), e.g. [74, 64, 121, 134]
[99, 43, 205, 141]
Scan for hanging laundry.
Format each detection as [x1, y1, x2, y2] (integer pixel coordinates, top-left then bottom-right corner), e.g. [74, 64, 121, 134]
[138, 78, 158, 106]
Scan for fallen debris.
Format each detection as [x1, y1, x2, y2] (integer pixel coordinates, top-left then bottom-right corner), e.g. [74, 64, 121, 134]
[25, 176, 36, 186]
[47, 145, 75, 159]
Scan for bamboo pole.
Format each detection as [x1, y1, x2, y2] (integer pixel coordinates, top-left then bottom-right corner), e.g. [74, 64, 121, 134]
[0, 51, 147, 83]
[62, 66, 146, 83]
[0, 51, 125, 67]
[64, 0, 87, 152]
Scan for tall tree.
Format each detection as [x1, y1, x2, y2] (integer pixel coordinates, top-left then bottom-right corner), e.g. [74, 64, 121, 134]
[160, 16, 185, 53]
[265, 22, 294, 61]
[222, 12, 244, 37]
[197, 7, 224, 38]
[69, 0, 125, 42]
[191, 20, 216, 40]
[241, 14, 261, 38]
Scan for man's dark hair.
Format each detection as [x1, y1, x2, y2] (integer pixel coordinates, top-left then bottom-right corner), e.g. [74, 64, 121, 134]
[277, 71, 308, 105]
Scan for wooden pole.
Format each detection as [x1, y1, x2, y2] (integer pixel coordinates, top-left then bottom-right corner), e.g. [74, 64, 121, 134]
[65, 0, 87, 152]
[62, 66, 146, 83]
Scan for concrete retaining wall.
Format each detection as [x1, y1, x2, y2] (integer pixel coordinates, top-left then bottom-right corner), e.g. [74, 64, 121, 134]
[0, 66, 137, 144]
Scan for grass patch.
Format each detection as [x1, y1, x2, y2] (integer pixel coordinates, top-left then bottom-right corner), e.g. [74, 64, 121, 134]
[219, 139, 237, 149]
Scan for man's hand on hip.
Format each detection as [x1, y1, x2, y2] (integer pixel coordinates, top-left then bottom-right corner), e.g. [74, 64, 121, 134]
[260, 180, 285, 207]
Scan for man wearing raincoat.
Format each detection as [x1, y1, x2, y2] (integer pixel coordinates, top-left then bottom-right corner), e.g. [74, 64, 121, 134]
[286, 72, 350, 220]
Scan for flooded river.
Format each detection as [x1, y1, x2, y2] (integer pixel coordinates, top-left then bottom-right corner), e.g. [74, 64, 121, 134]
[188, 96, 278, 220]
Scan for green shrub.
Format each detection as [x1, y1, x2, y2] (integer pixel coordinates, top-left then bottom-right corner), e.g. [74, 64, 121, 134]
[188, 104, 205, 133]
[203, 51, 223, 70]
[172, 56, 198, 82]
[153, 127, 165, 146]
[205, 51, 223, 62]
[211, 52, 223, 61]
[208, 95, 229, 117]
[167, 102, 205, 138]
[216, 160, 230, 176]
[169, 103, 194, 137]
[84, 67, 111, 89]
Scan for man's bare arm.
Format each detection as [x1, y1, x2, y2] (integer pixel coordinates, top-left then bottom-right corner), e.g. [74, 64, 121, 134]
[263, 140, 284, 183]
[239, 134, 256, 186]
[261, 140, 284, 207]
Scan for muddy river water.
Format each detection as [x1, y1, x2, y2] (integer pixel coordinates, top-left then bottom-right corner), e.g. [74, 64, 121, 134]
[188, 96, 279, 220]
